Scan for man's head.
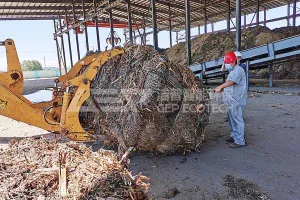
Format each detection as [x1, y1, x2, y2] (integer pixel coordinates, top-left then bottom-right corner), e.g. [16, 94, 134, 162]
[234, 51, 242, 64]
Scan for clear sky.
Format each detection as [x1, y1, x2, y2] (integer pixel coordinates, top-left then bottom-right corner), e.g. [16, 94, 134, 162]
[0, 3, 299, 71]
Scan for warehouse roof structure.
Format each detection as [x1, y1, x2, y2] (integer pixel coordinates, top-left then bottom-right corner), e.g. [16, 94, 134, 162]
[1, 0, 298, 72]
[0, 0, 295, 31]
[0, 1, 91, 20]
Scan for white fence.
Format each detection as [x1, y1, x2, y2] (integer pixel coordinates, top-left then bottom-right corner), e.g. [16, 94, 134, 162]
[23, 70, 65, 79]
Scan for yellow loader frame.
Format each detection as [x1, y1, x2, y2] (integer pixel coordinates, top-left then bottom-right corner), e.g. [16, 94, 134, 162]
[0, 39, 124, 141]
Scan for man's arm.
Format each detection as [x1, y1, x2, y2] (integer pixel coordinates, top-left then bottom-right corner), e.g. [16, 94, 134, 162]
[214, 80, 235, 93]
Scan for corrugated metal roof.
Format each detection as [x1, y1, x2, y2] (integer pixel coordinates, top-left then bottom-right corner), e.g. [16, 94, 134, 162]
[0, 0, 292, 31]
[0, 1, 94, 20]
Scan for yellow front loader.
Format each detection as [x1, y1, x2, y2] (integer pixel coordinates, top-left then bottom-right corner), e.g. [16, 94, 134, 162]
[0, 39, 124, 141]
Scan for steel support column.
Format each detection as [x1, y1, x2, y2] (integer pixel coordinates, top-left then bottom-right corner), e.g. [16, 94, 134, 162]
[235, 0, 242, 51]
[268, 64, 273, 87]
[72, 1, 80, 60]
[151, 0, 158, 50]
[65, 8, 74, 67]
[204, 78, 208, 85]
[227, 0, 231, 32]
[53, 18, 62, 75]
[249, 12, 256, 26]
[198, 26, 200, 35]
[211, 22, 214, 32]
[256, 0, 259, 25]
[124, 31, 128, 42]
[185, 0, 191, 66]
[82, 0, 89, 52]
[246, 60, 250, 91]
[94, 0, 101, 51]
[293, 0, 296, 26]
[169, 21, 172, 47]
[168, 3, 172, 47]
[287, 3, 290, 26]
[133, 31, 136, 44]
[264, 7, 267, 26]
[58, 16, 67, 73]
[126, 0, 133, 44]
[108, 0, 115, 48]
[143, 17, 147, 45]
[243, 13, 247, 29]
[204, 0, 207, 34]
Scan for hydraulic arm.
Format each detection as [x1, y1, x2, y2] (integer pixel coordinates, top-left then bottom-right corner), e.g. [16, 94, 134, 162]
[0, 39, 124, 141]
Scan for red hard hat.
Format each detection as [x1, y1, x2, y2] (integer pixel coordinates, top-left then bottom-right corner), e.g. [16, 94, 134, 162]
[224, 52, 237, 64]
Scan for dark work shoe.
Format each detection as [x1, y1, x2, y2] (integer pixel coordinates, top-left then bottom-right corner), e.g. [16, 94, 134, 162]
[228, 143, 245, 148]
[225, 137, 234, 143]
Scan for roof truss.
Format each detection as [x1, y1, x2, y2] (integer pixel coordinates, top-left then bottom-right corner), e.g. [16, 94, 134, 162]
[0, 0, 291, 32]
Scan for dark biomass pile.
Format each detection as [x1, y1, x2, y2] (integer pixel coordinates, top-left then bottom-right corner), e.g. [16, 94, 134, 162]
[223, 175, 270, 200]
[80, 45, 211, 154]
[165, 26, 300, 79]
[0, 138, 149, 200]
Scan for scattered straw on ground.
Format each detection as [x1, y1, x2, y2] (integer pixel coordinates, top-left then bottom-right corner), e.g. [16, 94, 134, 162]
[0, 137, 149, 200]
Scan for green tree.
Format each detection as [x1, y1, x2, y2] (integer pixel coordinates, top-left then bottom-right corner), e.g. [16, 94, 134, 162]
[21, 60, 43, 71]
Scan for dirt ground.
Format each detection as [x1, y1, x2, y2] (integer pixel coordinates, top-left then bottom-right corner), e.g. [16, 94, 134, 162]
[1, 79, 300, 200]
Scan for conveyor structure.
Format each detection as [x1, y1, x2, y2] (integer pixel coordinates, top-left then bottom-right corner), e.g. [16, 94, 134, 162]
[189, 34, 300, 88]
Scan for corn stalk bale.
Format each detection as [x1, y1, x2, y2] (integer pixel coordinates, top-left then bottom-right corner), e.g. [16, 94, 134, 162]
[80, 45, 211, 154]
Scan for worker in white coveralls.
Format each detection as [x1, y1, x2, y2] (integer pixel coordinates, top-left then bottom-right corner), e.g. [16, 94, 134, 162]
[214, 52, 246, 148]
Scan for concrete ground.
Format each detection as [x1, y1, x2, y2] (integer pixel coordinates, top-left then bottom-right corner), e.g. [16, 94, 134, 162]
[130, 90, 300, 200]
[1, 78, 300, 200]
[23, 77, 56, 95]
